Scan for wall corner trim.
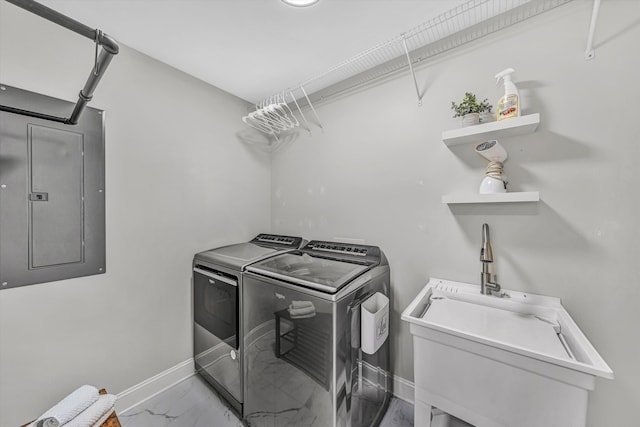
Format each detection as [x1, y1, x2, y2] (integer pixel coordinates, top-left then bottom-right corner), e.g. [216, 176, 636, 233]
[115, 358, 195, 414]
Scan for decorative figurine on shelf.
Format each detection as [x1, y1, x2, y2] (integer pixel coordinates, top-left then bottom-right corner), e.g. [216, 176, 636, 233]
[475, 140, 508, 194]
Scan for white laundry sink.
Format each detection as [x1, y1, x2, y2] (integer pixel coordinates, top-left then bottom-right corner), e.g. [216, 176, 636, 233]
[401, 278, 613, 427]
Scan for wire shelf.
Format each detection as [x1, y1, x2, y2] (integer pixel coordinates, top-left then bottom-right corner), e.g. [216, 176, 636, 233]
[267, 0, 573, 108]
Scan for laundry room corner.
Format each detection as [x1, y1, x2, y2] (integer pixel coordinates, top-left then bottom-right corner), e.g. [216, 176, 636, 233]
[269, 1, 640, 426]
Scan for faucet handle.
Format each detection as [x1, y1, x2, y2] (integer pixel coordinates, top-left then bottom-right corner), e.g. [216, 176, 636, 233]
[487, 275, 501, 293]
[480, 272, 501, 295]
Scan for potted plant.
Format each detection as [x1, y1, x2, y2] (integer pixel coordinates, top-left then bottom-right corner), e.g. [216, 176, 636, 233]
[478, 98, 494, 123]
[451, 92, 492, 127]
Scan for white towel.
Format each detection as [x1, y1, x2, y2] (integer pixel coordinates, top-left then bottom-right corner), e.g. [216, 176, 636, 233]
[289, 305, 315, 316]
[65, 394, 116, 427]
[288, 304, 316, 319]
[290, 300, 314, 309]
[289, 312, 316, 319]
[93, 408, 116, 427]
[32, 385, 99, 427]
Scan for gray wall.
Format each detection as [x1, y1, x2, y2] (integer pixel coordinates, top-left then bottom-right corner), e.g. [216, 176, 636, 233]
[271, 2, 639, 426]
[0, 3, 270, 426]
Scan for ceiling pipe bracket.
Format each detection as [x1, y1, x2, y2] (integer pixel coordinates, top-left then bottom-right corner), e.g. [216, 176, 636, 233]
[401, 35, 423, 106]
[584, 0, 601, 60]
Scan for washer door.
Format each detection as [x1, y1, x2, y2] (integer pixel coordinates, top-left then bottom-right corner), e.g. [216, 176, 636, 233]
[243, 274, 334, 427]
[246, 252, 371, 293]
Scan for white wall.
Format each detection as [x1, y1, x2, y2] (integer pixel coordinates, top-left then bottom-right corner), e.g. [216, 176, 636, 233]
[271, 2, 640, 426]
[0, 3, 270, 426]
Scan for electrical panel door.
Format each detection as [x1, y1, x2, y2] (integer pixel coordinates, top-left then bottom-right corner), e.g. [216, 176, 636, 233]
[29, 125, 85, 268]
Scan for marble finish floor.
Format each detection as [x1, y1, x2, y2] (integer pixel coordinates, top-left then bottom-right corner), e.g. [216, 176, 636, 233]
[120, 375, 472, 427]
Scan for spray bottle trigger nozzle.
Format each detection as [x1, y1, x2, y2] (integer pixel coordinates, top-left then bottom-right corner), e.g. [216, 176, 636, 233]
[495, 68, 515, 84]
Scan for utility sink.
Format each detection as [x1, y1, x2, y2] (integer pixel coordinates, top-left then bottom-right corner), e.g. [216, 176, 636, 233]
[402, 278, 613, 427]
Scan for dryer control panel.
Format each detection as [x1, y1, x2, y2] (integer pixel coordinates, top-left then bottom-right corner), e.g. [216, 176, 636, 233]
[251, 234, 305, 249]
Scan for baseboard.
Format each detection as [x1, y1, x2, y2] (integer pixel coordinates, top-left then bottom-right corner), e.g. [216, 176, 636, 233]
[392, 374, 415, 404]
[358, 362, 414, 404]
[114, 357, 414, 413]
[115, 358, 195, 414]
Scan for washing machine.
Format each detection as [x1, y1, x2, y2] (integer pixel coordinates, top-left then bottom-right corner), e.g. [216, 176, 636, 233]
[192, 233, 305, 415]
[242, 240, 391, 427]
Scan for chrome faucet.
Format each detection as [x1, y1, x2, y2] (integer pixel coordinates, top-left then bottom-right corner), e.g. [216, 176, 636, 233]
[480, 223, 501, 295]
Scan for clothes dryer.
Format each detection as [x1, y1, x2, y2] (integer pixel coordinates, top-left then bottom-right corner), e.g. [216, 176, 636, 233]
[192, 233, 305, 415]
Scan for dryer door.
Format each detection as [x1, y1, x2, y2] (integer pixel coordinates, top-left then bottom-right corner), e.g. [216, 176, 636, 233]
[193, 266, 242, 408]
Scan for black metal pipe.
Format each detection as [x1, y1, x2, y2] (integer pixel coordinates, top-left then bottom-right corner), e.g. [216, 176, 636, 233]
[67, 48, 116, 124]
[1, 0, 119, 125]
[0, 104, 68, 124]
[98, 32, 119, 55]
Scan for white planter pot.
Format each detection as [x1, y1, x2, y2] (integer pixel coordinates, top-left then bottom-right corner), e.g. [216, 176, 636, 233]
[461, 113, 480, 127]
[479, 112, 495, 123]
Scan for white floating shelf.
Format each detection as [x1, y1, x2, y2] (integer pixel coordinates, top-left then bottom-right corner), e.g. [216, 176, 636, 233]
[442, 191, 540, 204]
[442, 113, 540, 147]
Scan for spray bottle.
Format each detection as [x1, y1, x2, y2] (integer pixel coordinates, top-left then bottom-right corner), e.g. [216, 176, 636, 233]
[495, 68, 520, 121]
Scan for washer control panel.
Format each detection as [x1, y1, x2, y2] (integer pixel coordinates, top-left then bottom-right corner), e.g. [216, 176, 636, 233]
[303, 240, 383, 264]
[306, 241, 368, 256]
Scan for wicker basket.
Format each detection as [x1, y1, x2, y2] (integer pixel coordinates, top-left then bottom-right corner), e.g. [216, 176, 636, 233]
[20, 389, 121, 427]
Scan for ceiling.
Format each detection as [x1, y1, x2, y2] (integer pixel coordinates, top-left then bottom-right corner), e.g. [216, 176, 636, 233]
[35, 0, 467, 104]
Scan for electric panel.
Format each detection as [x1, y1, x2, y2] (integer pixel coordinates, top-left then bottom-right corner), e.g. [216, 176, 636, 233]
[0, 84, 105, 289]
